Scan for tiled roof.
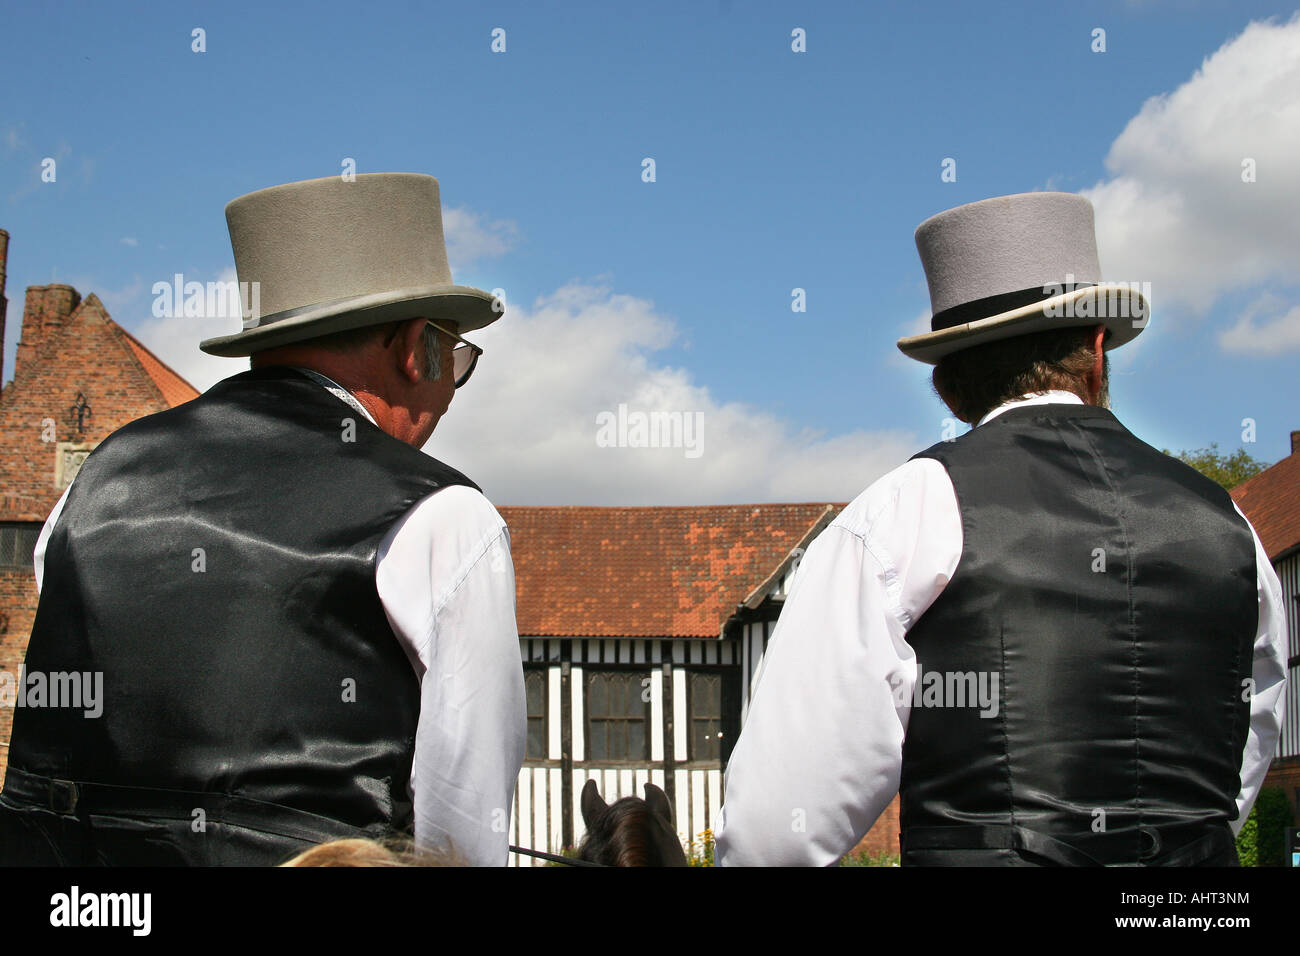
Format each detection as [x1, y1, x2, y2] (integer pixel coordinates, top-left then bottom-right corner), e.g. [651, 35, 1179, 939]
[114, 323, 200, 408]
[498, 503, 840, 638]
[1231, 451, 1300, 561]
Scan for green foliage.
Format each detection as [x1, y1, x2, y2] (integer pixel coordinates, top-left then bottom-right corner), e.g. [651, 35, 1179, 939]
[839, 848, 900, 867]
[1235, 787, 1295, 867]
[1236, 807, 1259, 867]
[686, 828, 714, 867]
[1163, 443, 1270, 490]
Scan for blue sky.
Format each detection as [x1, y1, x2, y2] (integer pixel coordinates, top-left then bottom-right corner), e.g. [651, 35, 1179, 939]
[3, 1, 1298, 504]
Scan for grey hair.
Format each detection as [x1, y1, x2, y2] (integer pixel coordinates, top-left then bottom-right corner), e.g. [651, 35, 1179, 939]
[422, 323, 442, 382]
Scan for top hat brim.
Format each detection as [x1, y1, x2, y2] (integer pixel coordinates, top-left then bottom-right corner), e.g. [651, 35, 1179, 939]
[199, 285, 502, 357]
[896, 284, 1148, 365]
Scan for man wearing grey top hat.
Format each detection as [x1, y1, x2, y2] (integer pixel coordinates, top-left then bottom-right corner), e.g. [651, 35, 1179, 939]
[1, 173, 524, 866]
[716, 192, 1288, 866]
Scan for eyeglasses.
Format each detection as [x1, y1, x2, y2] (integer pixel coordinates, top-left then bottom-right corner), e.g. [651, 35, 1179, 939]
[426, 321, 482, 388]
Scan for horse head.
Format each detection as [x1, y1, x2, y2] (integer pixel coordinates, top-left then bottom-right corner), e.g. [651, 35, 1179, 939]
[577, 779, 689, 867]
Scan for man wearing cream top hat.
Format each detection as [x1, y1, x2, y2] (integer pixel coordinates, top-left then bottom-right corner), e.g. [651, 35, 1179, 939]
[716, 192, 1288, 866]
[0, 173, 524, 866]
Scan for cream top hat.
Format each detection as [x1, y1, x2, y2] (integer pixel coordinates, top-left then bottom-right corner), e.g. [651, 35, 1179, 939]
[897, 192, 1148, 364]
[200, 173, 502, 357]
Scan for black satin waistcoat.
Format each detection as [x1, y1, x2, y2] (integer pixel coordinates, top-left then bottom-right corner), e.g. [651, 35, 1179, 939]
[0, 366, 475, 865]
[899, 404, 1257, 866]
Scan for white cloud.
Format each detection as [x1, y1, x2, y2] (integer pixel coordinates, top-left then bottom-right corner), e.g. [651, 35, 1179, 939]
[1081, 16, 1300, 318]
[120, 237, 138, 247]
[131, 267, 255, 392]
[425, 283, 916, 504]
[1219, 293, 1300, 354]
[442, 206, 519, 270]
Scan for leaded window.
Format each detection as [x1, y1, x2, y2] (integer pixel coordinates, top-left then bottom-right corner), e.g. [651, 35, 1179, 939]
[688, 671, 724, 761]
[524, 667, 548, 759]
[0, 523, 42, 569]
[585, 670, 649, 761]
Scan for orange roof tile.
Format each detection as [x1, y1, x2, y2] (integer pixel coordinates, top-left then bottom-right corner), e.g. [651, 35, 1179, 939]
[1231, 450, 1300, 562]
[114, 323, 201, 408]
[498, 503, 840, 638]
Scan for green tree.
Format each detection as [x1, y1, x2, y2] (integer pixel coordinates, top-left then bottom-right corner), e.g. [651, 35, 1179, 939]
[1162, 443, 1270, 490]
[1235, 787, 1295, 866]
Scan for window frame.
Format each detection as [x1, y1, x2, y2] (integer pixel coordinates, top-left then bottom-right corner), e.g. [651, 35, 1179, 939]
[0, 522, 43, 570]
[582, 666, 652, 765]
[523, 664, 549, 762]
[682, 664, 741, 769]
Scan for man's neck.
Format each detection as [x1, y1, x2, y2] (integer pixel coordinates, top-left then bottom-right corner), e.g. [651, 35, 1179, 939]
[290, 366, 380, 428]
[978, 390, 1086, 427]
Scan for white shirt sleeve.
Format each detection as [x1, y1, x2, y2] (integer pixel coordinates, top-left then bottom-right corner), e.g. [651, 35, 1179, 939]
[714, 458, 961, 866]
[1230, 502, 1289, 837]
[375, 484, 525, 866]
[33, 485, 73, 595]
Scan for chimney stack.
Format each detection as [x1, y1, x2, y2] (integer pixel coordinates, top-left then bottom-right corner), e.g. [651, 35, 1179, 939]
[15, 283, 80, 381]
[1291, 430, 1299, 457]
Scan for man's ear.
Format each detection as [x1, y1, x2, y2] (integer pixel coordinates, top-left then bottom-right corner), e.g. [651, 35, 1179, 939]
[1087, 324, 1106, 404]
[391, 317, 428, 383]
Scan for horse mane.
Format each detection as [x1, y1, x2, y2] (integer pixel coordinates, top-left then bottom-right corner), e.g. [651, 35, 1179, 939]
[580, 797, 662, 866]
[577, 780, 688, 867]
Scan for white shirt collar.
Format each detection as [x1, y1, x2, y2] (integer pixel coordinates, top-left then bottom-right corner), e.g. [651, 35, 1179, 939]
[291, 367, 379, 427]
[977, 390, 1085, 427]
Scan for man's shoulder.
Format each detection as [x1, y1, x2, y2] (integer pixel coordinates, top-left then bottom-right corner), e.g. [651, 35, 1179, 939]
[400, 450, 480, 494]
[411, 484, 505, 532]
[81, 369, 481, 499]
[384, 485, 508, 559]
[913, 405, 1242, 515]
[831, 456, 953, 540]
[377, 485, 510, 594]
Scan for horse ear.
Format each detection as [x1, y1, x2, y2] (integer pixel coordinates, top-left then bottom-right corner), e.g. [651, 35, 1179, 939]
[643, 783, 675, 824]
[580, 779, 606, 824]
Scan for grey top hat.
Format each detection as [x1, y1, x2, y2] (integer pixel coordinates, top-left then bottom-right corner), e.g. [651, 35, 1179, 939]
[200, 173, 502, 357]
[897, 192, 1148, 364]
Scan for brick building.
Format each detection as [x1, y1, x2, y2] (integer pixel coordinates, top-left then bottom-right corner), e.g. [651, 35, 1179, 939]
[1231, 431, 1300, 820]
[0, 229, 200, 779]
